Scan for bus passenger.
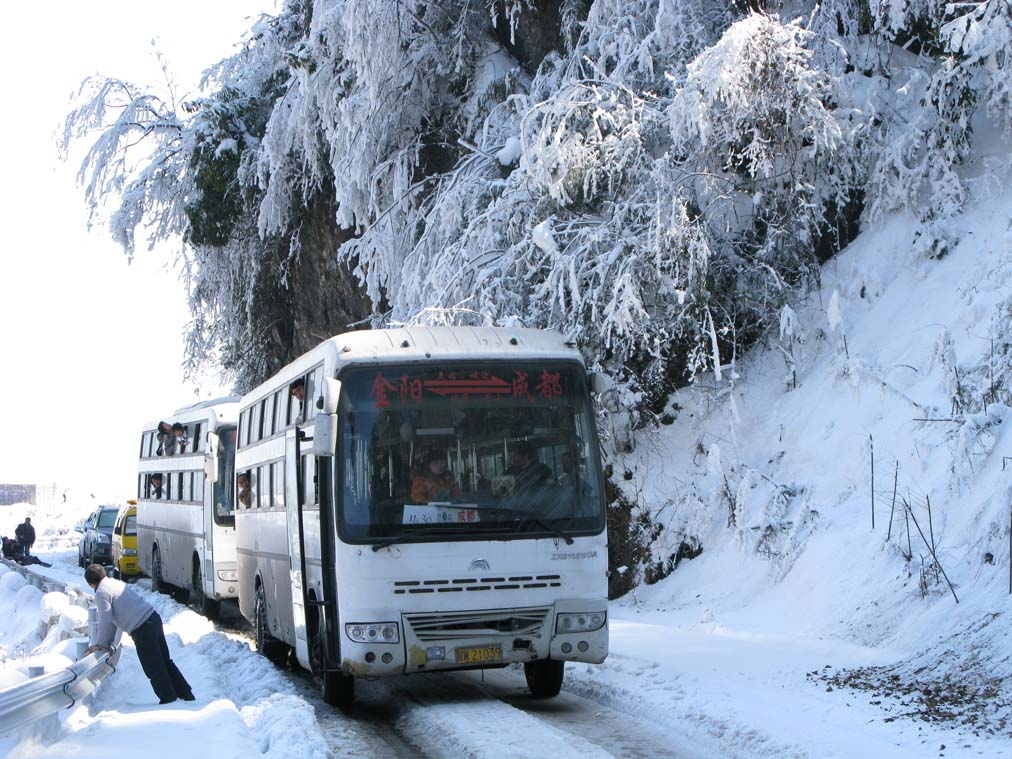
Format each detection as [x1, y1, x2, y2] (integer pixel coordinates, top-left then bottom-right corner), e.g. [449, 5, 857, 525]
[290, 378, 305, 420]
[237, 471, 252, 508]
[411, 450, 460, 503]
[155, 421, 173, 456]
[149, 473, 164, 499]
[172, 422, 189, 452]
[508, 442, 553, 494]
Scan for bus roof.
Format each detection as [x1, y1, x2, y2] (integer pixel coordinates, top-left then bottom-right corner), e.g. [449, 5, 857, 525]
[173, 395, 242, 415]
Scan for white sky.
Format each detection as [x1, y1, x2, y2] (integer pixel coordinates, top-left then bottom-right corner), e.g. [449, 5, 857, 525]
[0, 1, 277, 500]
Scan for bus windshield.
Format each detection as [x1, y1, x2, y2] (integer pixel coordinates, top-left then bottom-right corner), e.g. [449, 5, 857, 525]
[338, 362, 605, 544]
[214, 425, 237, 527]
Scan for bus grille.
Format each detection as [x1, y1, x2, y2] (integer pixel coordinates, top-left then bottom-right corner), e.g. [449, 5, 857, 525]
[404, 607, 552, 641]
[392, 575, 561, 595]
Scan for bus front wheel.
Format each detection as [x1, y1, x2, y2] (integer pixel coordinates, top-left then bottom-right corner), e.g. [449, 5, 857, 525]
[524, 659, 565, 698]
[311, 623, 354, 707]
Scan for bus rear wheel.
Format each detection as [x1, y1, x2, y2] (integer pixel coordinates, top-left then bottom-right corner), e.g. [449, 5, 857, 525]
[524, 659, 565, 698]
[151, 547, 166, 593]
[254, 584, 287, 665]
[191, 560, 221, 621]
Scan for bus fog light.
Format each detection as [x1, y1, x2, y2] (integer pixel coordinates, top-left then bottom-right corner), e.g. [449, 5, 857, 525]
[426, 646, 445, 661]
[346, 622, 400, 644]
[365, 652, 376, 663]
[555, 612, 606, 634]
[561, 642, 573, 654]
[577, 641, 589, 652]
[216, 570, 238, 581]
[382, 653, 393, 664]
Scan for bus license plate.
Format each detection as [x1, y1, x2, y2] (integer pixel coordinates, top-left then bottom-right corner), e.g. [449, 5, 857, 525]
[454, 644, 501, 664]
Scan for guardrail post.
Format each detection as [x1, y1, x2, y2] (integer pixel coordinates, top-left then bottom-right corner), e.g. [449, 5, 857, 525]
[27, 666, 44, 678]
[75, 640, 88, 660]
[87, 607, 98, 645]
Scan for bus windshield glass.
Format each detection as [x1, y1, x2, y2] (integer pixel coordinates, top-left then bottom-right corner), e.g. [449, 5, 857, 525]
[338, 363, 605, 544]
[214, 425, 237, 526]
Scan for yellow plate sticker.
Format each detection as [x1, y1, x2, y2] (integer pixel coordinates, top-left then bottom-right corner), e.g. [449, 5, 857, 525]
[454, 644, 502, 664]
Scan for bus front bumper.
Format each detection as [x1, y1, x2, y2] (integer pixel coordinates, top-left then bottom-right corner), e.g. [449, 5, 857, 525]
[339, 599, 608, 677]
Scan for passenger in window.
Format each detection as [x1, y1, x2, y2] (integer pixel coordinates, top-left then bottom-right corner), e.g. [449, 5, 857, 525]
[155, 421, 173, 456]
[411, 449, 460, 504]
[290, 378, 305, 419]
[149, 473, 164, 499]
[172, 422, 189, 453]
[508, 442, 553, 494]
[237, 471, 252, 508]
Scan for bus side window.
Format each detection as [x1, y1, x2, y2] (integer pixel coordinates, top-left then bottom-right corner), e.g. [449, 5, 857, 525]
[268, 462, 277, 508]
[304, 367, 322, 422]
[262, 398, 273, 440]
[302, 455, 318, 507]
[274, 461, 284, 508]
[192, 423, 202, 453]
[272, 390, 284, 433]
[238, 410, 247, 450]
[194, 471, 204, 501]
[251, 403, 262, 445]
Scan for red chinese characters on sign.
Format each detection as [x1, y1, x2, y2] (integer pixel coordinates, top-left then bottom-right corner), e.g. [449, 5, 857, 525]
[400, 375, 423, 403]
[370, 368, 565, 408]
[456, 509, 477, 523]
[536, 369, 563, 401]
[370, 372, 397, 408]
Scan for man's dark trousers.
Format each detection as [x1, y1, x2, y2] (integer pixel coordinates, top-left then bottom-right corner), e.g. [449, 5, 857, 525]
[130, 611, 193, 703]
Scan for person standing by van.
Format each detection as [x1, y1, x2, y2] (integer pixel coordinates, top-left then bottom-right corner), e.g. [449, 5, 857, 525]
[84, 564, 195, 704]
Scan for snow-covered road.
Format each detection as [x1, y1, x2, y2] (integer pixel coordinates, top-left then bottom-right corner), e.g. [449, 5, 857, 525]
[6, 549, 1008, 759]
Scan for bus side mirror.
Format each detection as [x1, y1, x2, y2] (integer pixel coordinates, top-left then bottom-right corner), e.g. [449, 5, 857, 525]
[312, 413, 337, 457]
[320, 378, 341, 415]
[590, 372, 621, 412]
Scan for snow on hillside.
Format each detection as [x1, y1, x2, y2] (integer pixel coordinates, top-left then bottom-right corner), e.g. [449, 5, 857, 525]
[605, 135, 1012, 754]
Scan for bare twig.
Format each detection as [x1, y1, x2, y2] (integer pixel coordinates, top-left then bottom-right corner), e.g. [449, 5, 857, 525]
[886, 461, 899, 541]
[870, 435, 875, 530]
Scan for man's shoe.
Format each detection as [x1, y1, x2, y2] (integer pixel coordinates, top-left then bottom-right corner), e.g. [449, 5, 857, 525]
[180, 693, 195, 702]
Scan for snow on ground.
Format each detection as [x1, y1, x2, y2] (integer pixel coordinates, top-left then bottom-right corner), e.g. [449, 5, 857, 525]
[596, 159, 1012, 754]
[1, 554, 329, 759]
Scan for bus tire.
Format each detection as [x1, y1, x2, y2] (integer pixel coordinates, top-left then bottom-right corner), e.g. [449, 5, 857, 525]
[321, 667, 354, 708]
[191, 559, 220, 621]
[254, 584, 287, 665]
[151, 547, 167, 594]
[310, 618, 354, 707]
[524, 659, 565, 698]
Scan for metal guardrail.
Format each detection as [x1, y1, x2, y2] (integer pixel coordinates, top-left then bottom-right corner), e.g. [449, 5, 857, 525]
[0, 559, 122, 734]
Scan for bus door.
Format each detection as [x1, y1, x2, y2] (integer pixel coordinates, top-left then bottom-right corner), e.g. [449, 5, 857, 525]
[202, 431, 218, 597]
[285, 428, 310, 665]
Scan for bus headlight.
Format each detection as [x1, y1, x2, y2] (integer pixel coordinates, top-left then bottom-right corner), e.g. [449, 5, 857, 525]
[216, 570, 238, 581]
[123, 548, 138, 556]
[345, 622, 399, 644]
[555, 612, 606, 634]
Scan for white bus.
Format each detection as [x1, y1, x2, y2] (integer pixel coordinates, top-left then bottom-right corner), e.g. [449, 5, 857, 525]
[235, 327, 608, 705]
[136, 397, 241, 620]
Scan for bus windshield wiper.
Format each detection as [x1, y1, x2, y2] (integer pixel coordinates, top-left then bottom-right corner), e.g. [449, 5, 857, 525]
[514, 516, 574, 545]
[370, 524, 474, 552]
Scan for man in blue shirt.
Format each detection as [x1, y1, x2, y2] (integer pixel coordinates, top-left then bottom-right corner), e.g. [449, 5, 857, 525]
[84, 564, 195, 704]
